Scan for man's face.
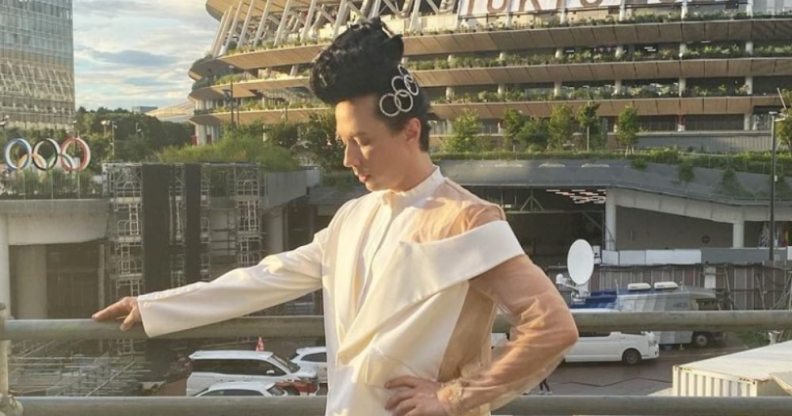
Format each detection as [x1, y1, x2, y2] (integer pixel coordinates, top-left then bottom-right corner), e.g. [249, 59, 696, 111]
[335, 95, 415, 192]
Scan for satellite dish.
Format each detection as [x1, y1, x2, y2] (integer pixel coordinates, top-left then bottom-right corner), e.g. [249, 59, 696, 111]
[567, 239, 594, 286]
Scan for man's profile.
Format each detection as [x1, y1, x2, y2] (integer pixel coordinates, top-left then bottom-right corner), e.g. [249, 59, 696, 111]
[93, 18, 578, 416]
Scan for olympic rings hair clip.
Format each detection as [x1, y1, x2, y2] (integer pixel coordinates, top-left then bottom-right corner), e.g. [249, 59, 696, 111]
[379, 65, 420, 118]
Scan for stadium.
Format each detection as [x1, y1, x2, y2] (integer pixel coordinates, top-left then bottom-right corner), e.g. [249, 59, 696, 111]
[189, 0, 792, 151]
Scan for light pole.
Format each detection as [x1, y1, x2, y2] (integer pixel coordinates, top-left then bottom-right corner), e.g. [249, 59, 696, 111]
[770, 112, 776, 261]
[101, 120, 117, 159]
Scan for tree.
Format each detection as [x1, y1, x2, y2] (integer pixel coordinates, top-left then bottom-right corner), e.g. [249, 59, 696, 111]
[616, 106, 640, 154]
[264, 120, 300, 150]
[576, 101, 601, 151]
[74, 109, 192, 169]
[444, 109, 482, 153]
[547, 104, 576, 151]
[777, 108, 792, 156]
[157, 122, 298, 171]
[301, 111, 343, 171]
[501, 109, 525, 151]
[515, 116, 548, 151]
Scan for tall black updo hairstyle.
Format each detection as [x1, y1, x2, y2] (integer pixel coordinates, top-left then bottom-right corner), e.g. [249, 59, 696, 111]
[309, 18, 431, 152]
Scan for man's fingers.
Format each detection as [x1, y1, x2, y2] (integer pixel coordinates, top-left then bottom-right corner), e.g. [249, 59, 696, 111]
[385, 390, 414, 410]
[120, 307, 141, 331]
[393, 398, 417, 416]
[92, 301, 127, 321]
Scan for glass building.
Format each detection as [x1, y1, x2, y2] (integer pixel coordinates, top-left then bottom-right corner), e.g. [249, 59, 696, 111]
[0, 0, 74, 130]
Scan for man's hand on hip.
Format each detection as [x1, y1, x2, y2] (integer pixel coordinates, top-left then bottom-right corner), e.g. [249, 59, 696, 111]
[92, 296, 141, 331]
[385, 376, 450, 416]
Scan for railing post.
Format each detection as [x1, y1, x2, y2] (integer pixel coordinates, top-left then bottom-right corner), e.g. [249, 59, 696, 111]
[0, 303, 8, 395]
[0, 302, 23, 416]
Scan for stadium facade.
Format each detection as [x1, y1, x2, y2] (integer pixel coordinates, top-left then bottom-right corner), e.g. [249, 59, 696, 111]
[0, 0, 75, 130]
[189, 0, 792, 147]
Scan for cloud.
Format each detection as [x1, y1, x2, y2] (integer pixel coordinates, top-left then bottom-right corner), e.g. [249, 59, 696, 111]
[91, 50, 179, 67]
[73, 0, 217, 110]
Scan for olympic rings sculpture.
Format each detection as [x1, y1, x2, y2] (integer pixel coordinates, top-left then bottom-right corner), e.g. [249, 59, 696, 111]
[3, 137, 91, 172]
[379, 65, 421, 118]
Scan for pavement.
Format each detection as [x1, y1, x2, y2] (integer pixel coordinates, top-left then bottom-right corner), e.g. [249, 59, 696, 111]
[529, 335, 751, 396]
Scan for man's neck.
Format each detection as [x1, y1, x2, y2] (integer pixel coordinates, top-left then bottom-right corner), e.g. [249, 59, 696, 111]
[390, 154, 434, 192]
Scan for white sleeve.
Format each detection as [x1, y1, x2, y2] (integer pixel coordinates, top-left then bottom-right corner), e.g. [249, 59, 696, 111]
[137, 228, 327, 337]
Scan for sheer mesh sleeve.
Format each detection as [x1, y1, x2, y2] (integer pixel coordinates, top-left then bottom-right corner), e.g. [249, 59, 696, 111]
[436, 206, 579, 415]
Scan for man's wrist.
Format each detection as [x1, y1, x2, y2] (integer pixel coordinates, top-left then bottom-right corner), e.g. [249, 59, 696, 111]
[436, 380, 464, 416]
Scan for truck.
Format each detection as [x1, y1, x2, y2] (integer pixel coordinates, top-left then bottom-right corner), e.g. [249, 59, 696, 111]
[569, 281, 724, 347]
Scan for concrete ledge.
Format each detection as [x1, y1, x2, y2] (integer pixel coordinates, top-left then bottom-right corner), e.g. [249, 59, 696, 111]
[0, 199, 109, 215]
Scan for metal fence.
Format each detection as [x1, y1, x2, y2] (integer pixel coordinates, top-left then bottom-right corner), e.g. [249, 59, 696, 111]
[2, 306, 792, 415]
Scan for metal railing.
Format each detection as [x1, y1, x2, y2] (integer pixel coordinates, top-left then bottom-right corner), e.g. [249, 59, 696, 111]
[2, 306, 792, 415]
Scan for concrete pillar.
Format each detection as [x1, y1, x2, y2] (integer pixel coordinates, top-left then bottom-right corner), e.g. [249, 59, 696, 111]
[677, 115, 686, 132]
[679, 43, 687, 59]
[15, 246, 47, 319]
[445, 86, 455, 101]
[0, 215, 9, 312]
[555, 48, 563, 60]
[745, 75, 753, 95]
[679, 77, 686, 97]
[267, 208, 285, 254]
[554, 80, 562, 98]
[744, 113, 753, 131]
[746, 41, 754, 55]
[605, 194, 617, 251]
[747, 0, 754, 16]
[98, 243, 106, 309]
[615, 46, 625, 59]
[615, 79, 623, 95]
[732, 222, 745, 248]
[681, 0, 688, 19]
[497, 84, 506, 96]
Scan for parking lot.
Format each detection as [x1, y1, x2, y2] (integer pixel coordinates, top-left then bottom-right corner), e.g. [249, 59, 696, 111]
[534, 337, 751, 396]
[155, 334, 754, 398]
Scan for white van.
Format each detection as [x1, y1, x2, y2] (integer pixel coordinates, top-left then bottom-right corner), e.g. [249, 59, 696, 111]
[565, 330, 659, 365]
[186, 350, 318, 396]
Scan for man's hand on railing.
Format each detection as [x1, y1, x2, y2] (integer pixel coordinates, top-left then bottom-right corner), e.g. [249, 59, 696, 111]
[91, 297, 142, 331]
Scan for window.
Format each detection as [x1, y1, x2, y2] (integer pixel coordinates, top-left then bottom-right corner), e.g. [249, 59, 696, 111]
[202, 389, 263, 396]
[270, 354, 300, 373]
[304, 353, 326, 363]
[247, 360, 286, 376]
[579, 331, 612, 338]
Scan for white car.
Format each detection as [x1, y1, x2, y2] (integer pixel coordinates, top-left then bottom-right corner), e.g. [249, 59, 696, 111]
[187, 350, 318, 396]
[565, 331, 660, 365]
[290, 346, 328, 384]
[194, 381, 288, 397]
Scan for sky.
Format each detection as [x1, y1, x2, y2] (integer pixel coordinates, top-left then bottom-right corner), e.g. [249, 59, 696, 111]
[73, 0, 217, 111]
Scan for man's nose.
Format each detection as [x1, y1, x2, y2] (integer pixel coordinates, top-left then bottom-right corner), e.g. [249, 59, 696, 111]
[343, 144, 360, 168]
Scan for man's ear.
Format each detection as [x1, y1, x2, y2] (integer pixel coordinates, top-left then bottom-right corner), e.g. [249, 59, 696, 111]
[403, 117, 422, 149]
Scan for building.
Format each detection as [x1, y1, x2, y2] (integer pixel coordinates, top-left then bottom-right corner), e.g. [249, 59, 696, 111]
[0, 0, 75, 130]
[131, 106, 158, 114]
[188, 0, 791, 148]
[145, 101, 194, 124]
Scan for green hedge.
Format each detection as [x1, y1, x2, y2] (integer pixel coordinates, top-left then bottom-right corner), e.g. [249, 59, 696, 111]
[432, 149, 792, 177]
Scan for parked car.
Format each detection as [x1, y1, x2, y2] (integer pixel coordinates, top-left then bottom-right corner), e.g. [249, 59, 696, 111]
[194, 381, 290, 397]
[186, 350, 318, 396]
[290, 346, 328, 384]
[565, 331, 660, 365]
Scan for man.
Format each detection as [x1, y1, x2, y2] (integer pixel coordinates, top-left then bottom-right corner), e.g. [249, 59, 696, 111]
[93, 19, 578, 416]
